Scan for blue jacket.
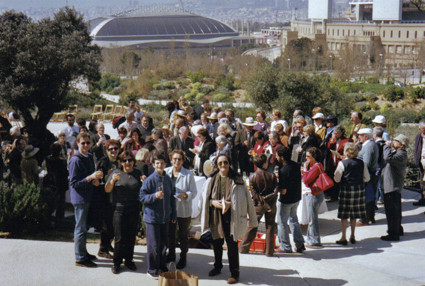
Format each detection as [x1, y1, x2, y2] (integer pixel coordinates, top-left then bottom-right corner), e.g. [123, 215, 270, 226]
[68, 151, 95, 205]
[139, 171, 176, 224]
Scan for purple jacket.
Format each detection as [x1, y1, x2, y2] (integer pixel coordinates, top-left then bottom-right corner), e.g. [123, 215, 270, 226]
[68, 151, 95, 204]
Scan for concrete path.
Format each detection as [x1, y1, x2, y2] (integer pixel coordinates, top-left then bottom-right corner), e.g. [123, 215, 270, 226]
[1, 189, 425, 286]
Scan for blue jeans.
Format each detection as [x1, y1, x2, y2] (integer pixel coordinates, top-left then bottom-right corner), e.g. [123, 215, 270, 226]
[276, 201, 304, 251]
[74, 203, 90, 262]
[305, 193, 324, 245]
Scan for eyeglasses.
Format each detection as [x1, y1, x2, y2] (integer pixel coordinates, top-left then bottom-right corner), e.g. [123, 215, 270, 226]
[172, 157, 183, 161]
[217, 161, 229, 166]
[80, 142, 90, 145]
[108, 147, 119, 151]
[122, 159, 133, 163]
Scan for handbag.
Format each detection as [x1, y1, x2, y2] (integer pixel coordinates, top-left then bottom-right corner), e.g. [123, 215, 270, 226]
[158, 263, 199, 286]
[311, 164, 334, 196]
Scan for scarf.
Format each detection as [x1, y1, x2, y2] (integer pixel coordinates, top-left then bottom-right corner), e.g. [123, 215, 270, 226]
[208, 174, 233, 240]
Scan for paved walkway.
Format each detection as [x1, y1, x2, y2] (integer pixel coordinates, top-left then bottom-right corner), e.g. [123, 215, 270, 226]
[1, 189, 425, 286]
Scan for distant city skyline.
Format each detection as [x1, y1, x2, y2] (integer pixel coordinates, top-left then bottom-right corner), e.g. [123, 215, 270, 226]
[0, 0, 171, 9]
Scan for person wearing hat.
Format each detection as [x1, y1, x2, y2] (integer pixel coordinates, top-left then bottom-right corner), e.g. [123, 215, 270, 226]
[235, 117, 256, 176]
[372, 115, 390, 142]
[380, 134, 408, 241]
[20, 145, 41, 185]
[357, 128, 379, 226]
[312, 113, 326, 141]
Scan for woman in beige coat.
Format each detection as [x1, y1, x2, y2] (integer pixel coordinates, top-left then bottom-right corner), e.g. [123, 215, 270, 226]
[202, 153, 257, 285]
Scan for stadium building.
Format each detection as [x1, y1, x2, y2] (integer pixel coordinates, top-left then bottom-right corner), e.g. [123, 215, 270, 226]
[89, 6, 254, 50]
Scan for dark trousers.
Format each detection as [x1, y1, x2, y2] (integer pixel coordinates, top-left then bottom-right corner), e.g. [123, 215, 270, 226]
[384, 191, 402, 238]
[168, 217, 191, 259]
[100, 202, 114, 252]
[54, 188, 66, 223]
[239, 198, 276, 256]
[113, 207, 139, 266]
[146, 222, 169, 274]
[363, 174, 378, 223]
[212, 220, 239, 278]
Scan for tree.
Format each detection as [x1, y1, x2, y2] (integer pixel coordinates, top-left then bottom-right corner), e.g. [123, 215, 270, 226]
[245, 62, 279, 111]
[281, 37, 314, 71]
[0, 8, 101, 151]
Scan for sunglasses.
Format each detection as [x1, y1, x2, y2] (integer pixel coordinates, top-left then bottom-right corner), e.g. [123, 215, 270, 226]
[217, 161, 229, 166]
[80, 141, 90, 145]
[122, 159, 133, 163]
[108, 147, 119, 151]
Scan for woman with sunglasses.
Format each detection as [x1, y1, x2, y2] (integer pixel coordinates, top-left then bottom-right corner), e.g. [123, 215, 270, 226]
[105, 151, 142, 274]
[164, 150, 197, 269]
[202, 153, 257, 284]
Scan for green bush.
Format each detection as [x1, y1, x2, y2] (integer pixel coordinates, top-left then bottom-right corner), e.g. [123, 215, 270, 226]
[191, 82, 201, 91]
[163, 81, 175, 89]
[176, 88, 190, 98]
[214, 74, 235, 90]
[366, 77, 380, 84]
[187, 71, 205, 83]
[363, 91, 378, 102]
[119, 92, 139, 106]
[149, 90, 171, 100]
[414, 88, 425, 99]
[213, 93, 232, 102]
[0, 182, 54, 234]
[152, 83, 162, 90]
[95, 73, 122, 93]
[195, 92, 206, 101]
[199, 86, 214, 95]
[383, 85, 405, 101]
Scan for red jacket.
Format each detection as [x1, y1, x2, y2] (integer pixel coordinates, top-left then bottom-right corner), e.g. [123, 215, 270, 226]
[302, 162, 324, 189]
[327, 137, 351, 165]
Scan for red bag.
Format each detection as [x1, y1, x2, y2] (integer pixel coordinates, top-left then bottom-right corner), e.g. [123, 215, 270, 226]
[311, 164, 334, 196]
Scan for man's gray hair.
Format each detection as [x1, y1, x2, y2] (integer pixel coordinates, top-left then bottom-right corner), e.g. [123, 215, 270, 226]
[179, 126, 189, 133]
[373, 126, 384, 138]
[419, 120, 425, 128]
[215, 135, 228, 145]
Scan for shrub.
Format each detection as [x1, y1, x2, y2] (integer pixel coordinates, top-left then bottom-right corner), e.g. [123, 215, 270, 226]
[383, 85, 404, 101]
[366, 77, 380, 84]
[187, 71, 205, 83]
[191, 82, 201, 91]
[363, 91, 378, 102]
[176, 88, 190, 98]
[163, 81, 176, 89]
[0, 182, 54, 234]
[119, 92, 139, 106]
[152, 83, 162, 90]
[213, 93, 232, 102]
[214, 74, 235, 90]
[199, 86, 214, 95]
[195, 92, 206, 101]
[95, 73, 122, 93]
[413, 88, 425, 99]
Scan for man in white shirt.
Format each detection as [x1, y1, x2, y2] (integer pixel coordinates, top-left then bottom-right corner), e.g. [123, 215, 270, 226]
[61, 114, 79, 148]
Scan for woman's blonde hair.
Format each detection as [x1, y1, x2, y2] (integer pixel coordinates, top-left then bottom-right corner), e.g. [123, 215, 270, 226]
[303, 125, 315, 136]
[135, 148, 150, 162]
[344, 142, 359, 159]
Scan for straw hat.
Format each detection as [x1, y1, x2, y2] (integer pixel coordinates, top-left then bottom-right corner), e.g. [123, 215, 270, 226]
[207, 112, 218, 120]
[203, 160, 215, 177]
[243, 117, 257, 126]
[22, 145, 40, 159]
[394, 134, 409, 147]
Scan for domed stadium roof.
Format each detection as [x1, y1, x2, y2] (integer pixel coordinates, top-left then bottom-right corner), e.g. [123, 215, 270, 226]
[89, 6, 239, 48]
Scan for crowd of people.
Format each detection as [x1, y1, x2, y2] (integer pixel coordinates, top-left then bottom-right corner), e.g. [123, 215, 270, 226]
[0, 97, 422, 284]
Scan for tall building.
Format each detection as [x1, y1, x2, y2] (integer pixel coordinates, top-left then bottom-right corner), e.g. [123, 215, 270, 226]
[281, 0, 425, 68]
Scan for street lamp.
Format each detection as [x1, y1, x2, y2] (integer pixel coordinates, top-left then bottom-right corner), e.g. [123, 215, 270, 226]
[379, 53, 383, 77]
[288, 58, 291, 70]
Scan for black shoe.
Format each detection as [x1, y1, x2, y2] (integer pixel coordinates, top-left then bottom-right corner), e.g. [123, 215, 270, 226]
[336, 239, 348, 246]
[165, 254, 175, 263]
[413, 199, 425, 206]
[75, 259, 97, 268]
[208, 268, 221, 277]
[98, 251, 113, 259]
[350, 237, 356, 244]
[86, 253, 97, 260]
[295, 244, 306, 253]
[125, 261, 137, 271]
[111, 265, 120, 274]
[400, 226, 404, 236]
[176, 256, 186, 269]
[380, 235, 400, 241]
